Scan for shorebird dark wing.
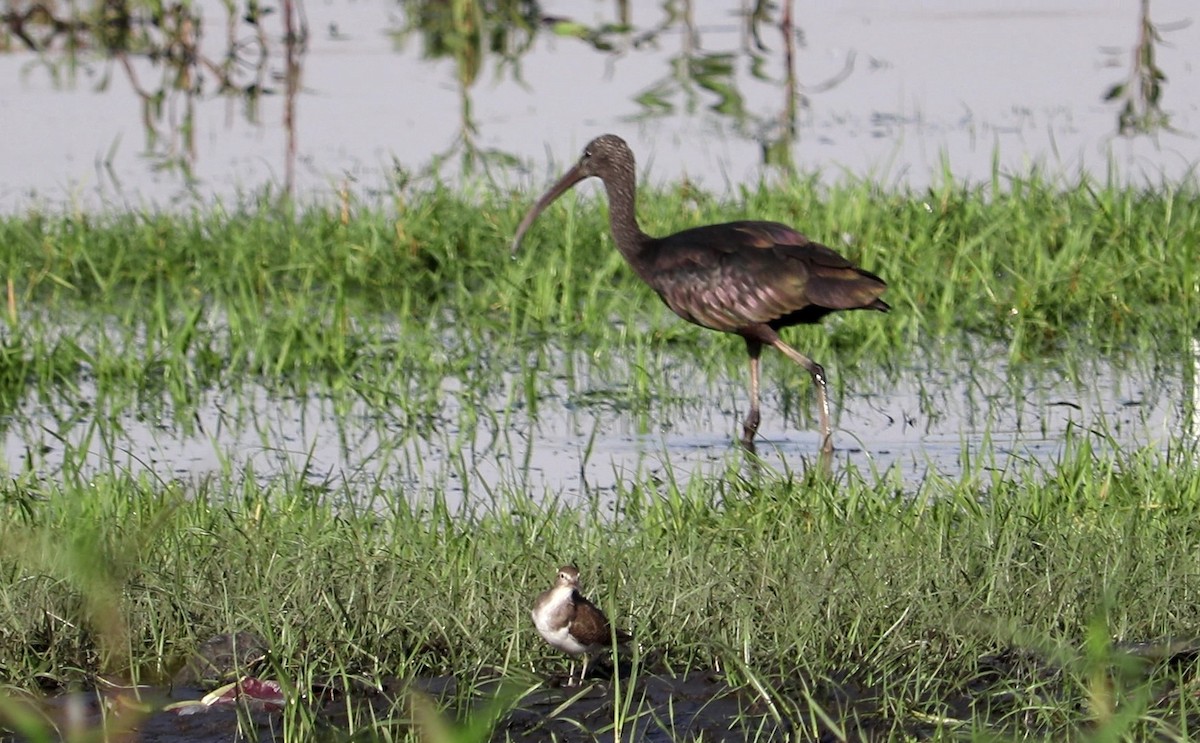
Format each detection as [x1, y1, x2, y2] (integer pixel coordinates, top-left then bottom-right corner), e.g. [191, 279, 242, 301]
[568, 592, 611, 647]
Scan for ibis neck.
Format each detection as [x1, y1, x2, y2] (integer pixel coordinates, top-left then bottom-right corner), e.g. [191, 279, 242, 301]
[602, 171, 648, 261]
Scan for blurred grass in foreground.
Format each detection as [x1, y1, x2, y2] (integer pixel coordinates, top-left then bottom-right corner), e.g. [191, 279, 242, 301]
[0, 440, 1198, 738]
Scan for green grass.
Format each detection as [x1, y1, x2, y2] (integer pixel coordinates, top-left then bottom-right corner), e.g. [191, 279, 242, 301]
[0, 443, 1199, 739]
[0, 174, 1194, 463]
[0, 173, 1198, 739]
[2, 173, 1197, 380]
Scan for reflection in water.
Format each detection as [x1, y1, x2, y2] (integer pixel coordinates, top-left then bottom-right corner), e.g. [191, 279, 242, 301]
[390, 0, 536, 174]
[628, 1, 746, 122]
[0, 1, 1194, 208]
[1103, 0, 1186, 136]
[1, 0, 308, 193]
[751, 1, 854, 173]
[758, 0, 800, 173]
[386, 0, 845, 176]
[281, 0, 305, 194]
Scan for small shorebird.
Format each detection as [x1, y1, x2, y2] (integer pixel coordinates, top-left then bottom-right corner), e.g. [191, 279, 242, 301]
[531, 565, 628, 684]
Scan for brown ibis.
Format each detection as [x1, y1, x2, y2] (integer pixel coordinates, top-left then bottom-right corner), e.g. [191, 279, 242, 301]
[511, 134, 889, 455]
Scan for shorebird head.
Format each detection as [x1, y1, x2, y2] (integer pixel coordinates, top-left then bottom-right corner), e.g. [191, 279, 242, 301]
[555, 565, 581, 588]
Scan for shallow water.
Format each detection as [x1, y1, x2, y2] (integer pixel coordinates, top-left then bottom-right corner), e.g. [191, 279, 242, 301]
[0, 0, 1196, 212]
[3, 337, 1193, 505]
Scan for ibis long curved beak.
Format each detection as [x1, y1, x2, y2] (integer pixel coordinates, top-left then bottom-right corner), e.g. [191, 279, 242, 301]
[510, 162, 588, 254]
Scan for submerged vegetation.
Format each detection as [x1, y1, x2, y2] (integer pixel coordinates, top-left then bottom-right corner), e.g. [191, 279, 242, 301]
[0, 172, 1198, 740]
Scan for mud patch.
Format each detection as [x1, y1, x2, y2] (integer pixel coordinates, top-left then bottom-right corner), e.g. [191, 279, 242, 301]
[11, 640, 1200, 741]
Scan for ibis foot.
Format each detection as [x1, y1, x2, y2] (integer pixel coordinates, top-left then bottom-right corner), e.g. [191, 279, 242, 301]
[740, 409, 761, 450]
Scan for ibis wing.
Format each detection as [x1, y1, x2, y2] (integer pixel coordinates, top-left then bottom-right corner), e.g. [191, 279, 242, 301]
[725, 222, 889, 312]
[645, 221, 887, 330]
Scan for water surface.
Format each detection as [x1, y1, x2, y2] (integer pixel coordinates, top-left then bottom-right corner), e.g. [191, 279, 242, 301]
[3, 337, 1192, 506]
[1, 0, 1196, 212]
[2, 0, 1196, 501]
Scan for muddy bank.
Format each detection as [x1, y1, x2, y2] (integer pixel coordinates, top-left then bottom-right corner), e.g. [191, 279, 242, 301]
[10, 638, 1200, 741]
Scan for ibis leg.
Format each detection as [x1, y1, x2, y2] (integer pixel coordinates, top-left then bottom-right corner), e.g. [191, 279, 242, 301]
[771, 339, 833, 455]
[741, 339, 763, 448]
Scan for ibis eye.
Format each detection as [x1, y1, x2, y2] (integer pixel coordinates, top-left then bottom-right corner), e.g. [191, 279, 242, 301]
[583, 149, 592, 159]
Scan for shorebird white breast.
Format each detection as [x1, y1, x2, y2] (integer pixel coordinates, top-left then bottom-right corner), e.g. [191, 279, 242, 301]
[531, 565, 622, 684]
